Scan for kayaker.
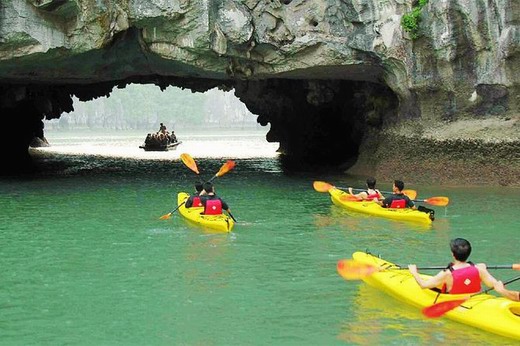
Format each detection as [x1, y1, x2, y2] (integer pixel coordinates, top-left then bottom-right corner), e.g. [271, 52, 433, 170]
[200, 181, 231, 215]
[379, 180, 415, 209]
[408, 238, 498, 294]
[348, 177, 384, 201]
[494, 281, 520, 301]
[185, 183, 204, 208]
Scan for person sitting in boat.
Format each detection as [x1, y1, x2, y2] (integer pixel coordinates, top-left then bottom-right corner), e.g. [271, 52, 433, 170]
[169, 130, 177, 143]
[185, 183, 204, 208]
[200, 182, 231, 216]
[348, 177, 384, 201]
[379, 180, 415, 209]
[408, 238, 499, 294]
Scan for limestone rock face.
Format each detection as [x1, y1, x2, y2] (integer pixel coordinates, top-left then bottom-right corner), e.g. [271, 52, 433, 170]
[0, 0, 518, 182]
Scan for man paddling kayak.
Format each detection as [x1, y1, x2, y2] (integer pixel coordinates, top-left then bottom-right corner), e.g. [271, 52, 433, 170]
[200, 182, 231, 216]
[408, 238, 498, 294]
[379, 180, 415, 209]
[495, 281, 520, 301]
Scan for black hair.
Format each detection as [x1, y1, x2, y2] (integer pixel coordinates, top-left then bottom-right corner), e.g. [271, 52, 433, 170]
[394, 180, 404, 191]
[195, 183, 203, 192]
[203, 181, 213, 193]
[450, 238, 472, 261]
[366, 177, 376, 189]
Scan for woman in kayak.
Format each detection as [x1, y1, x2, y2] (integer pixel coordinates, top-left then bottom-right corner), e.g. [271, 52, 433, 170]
[379, 180, 415, 209]
[200, 182, 231, 216]
[408, 238, 498, 294]
[348, 177, 384, 201]
[185, 182, 204, 208]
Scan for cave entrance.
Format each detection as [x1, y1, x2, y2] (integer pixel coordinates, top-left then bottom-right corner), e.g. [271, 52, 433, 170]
[233, 78, 400, 171]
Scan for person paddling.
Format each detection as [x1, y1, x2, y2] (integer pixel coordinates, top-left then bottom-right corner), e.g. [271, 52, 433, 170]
[379, 180, 415, 209]
[408, 238, 499, 294]
[494, 281, 520, 301]
[200, 182, 231, 216]
[185, 182, 204, 208]
[348, 177, 384, 201]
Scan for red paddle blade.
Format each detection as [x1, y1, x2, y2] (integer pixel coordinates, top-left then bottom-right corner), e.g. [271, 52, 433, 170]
[180, 153, 199, 174]
[422, 299, 467, 318]
[337, 259, 379, 280]
[216, 160, 236, 177]
[313, 181, 333, 192]
[424, 196, 450, 206]
[340, 195, 363, 202]
[403, 189, 417, 200]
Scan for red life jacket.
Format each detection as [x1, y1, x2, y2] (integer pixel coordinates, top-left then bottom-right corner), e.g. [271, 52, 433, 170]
[204, 199, 222, 215]
[192, 196, 202, 207]
[449, 265, 481, 294]
[389, 199, 406, 208]
[366, 191, 380, 201]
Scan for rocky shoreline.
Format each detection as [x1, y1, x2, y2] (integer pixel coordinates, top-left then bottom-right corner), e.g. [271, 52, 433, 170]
[348, 117, 520, 187]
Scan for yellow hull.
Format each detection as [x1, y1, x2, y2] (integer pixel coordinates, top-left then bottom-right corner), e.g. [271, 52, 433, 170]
[351, 251, 520, 340]
[177, 192, 234, 233]
[329, 188, 432, 224]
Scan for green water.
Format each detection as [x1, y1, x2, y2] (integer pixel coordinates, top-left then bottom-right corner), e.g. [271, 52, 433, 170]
[1, 156, 519, 345]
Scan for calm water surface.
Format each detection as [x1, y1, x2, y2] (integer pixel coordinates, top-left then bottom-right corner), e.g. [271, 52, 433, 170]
[0, 130, 518, 345]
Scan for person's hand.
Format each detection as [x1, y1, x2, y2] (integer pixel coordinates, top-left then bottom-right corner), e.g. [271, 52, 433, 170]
[408, 264, 418, 274]
[348, 187, 353, 195]
[494, 280, 505, 293]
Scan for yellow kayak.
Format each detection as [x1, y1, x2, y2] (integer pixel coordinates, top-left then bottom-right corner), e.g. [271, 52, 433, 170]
[329, 188, 433, 224]
[351, 251, 520, 340]
[177, 192, 234, 233]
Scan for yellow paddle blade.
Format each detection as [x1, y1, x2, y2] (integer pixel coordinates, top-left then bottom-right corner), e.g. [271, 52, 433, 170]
[423, 196, 449, 206]
[337, 259, 379, 280]
[340, 195, 363, 202]
[216, 160, 236, 177]
[180, 153, 199, 174]
[403, 189, 417, 200]
[313, 181, 333, 192]
[159, 212, 172, 220]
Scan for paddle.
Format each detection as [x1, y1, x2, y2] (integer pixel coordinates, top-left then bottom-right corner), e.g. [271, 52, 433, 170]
[337, 259, 520, 281]
[313, 181, 417, 200]
[180, 153, 200, 175]
[422, 275, 520, 318]
[413, 196, 449, 207]
[209, 160, 236, 182]
[159, 201, 186, 220]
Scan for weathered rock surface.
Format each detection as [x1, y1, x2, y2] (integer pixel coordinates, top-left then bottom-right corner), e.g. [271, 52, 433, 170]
[0, 0, 518, 184]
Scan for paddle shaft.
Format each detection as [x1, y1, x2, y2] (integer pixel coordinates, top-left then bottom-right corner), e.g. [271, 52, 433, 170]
[392, 264, 519, 270]
[167, 201, 185, 216]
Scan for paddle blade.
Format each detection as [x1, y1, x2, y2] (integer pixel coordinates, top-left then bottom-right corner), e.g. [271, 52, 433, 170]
[424, 197, 449, 206]
[159, 212, 172, 220]
[180, 153, 199, 174]
[340, 195, 363, 202]
[513, 264, 520, 270]
[337, 259, 379, 280]
[422, 299, 467, 318]
[216, 160, 236, 177]
[313, 181, 333, 192]
[403, 189, 417, 200]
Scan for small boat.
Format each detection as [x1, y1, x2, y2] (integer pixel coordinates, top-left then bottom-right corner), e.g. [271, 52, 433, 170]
[177, 192, 234, 232]
[328, 187, 433, 224]
[139, 132, 181, 151]
[350, 251, 520, 340]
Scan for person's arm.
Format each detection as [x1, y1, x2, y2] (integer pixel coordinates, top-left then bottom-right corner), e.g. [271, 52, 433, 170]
[494, 281, 520, 301]
[405, 195, 416, 209]
[408, 265, 448, 289]
[185, 196, 193, 208]
[380, 195, 391, 207]
[476, 263, 498, 288]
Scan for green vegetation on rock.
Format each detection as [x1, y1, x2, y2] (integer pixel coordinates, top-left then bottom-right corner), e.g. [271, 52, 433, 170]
[401, 0, 428, 40]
